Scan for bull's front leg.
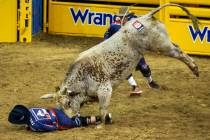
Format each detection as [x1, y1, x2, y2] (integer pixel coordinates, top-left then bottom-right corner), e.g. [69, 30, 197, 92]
[69, 94, 90, 115]
[97, 81, 112, 124]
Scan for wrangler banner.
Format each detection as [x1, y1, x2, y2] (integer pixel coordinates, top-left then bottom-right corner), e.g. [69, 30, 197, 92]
[48, 1, 156, 37]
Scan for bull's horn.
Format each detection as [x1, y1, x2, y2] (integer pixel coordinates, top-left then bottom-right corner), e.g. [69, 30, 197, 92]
[40, 93, 54, 99]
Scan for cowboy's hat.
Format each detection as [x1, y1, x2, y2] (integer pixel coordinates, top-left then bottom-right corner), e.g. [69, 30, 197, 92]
[116, 6, 130, 17]
[8, 105, 30, 125]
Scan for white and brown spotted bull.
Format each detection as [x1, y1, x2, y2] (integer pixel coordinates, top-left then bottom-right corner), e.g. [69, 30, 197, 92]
[41, 3, 199, 123]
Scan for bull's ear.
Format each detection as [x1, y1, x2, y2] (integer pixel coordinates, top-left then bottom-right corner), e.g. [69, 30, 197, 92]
[63, 88, 67, 94]
[59, 87, 67, 95]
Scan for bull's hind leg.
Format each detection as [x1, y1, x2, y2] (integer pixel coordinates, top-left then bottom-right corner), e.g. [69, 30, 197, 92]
[161, 42, 199, 77]
[97, 81, 112, 124]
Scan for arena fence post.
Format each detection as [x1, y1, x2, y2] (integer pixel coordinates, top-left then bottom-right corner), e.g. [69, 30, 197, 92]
[19, 0, 32, 42]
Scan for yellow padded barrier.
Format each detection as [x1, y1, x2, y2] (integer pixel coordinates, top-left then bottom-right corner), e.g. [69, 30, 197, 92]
[89, 0, 159, 4]
[163, 0, 210, 55]
[48, 0, 157, 37]
[167, 0, 210, 5]
[0, 0, 17, 42]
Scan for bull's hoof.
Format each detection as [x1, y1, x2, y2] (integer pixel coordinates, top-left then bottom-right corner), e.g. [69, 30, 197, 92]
[105, 113, 112, 124]
[193, 66, 199, 77]
[195, 72, 199, 77]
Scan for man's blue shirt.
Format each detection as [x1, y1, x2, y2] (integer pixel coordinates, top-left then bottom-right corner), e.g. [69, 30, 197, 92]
[29, 108, 80, 131]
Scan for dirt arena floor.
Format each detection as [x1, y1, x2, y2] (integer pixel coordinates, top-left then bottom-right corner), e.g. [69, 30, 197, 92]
[0, 34, 210, 140]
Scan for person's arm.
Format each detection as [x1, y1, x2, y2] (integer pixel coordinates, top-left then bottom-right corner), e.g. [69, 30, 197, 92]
[72, 116, 88, 127]
[72, 116, 101, 127]
[128, 12, 138, 21]
[30, 120, 57, 132]
[104, 26, 112, 40]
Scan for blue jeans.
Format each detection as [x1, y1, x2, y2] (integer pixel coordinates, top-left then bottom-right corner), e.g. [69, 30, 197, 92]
[53, 109, 88, 129]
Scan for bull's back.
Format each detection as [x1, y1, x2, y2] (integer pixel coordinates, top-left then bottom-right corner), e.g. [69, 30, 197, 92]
[67, 29, 143, 89]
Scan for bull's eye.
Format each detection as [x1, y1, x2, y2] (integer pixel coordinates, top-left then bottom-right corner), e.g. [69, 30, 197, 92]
[67, 100, 72, 106]
[69, 94, 75, 97]
[67, 91, 79, 97]
[80, 102, 84, 107]
[55, 86, 60, 92]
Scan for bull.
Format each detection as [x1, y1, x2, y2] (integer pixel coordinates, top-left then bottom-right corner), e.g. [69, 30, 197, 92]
[41, 3, 199, 123]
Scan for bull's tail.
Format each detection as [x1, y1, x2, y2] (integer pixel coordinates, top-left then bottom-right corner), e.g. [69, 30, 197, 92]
[146, 3, 199, 31]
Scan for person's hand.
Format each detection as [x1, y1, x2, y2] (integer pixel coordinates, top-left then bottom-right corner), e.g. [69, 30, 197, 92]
[128, 12, 135, 17]
[115, 16, 121, 22]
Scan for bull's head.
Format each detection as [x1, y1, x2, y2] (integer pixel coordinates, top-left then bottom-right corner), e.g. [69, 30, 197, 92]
[40, 88, 75, 117]
[40, 87, 89, 118]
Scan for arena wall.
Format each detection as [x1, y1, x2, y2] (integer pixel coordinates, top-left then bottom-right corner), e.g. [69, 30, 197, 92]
[46, 0, 210, 55]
